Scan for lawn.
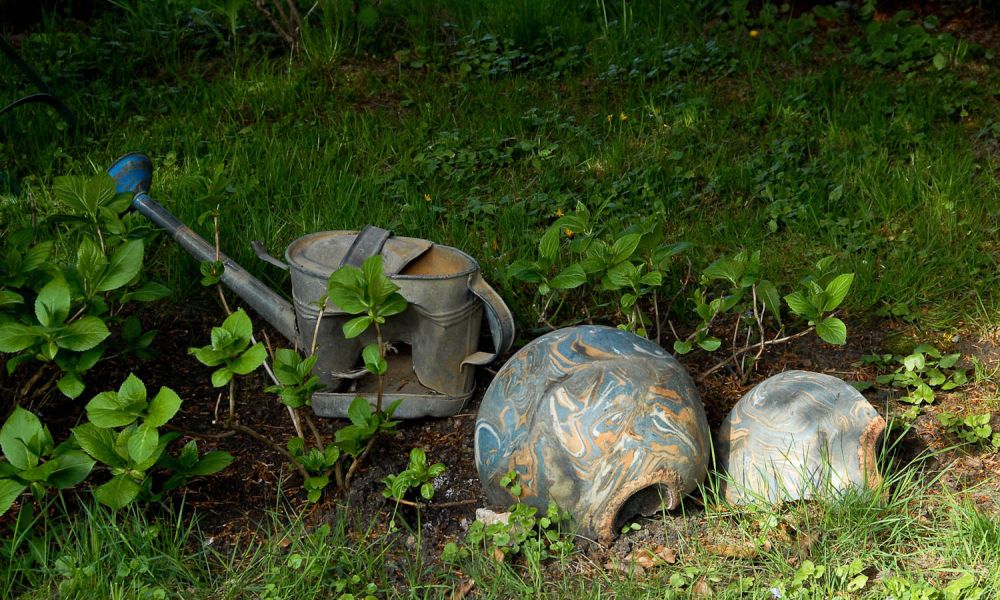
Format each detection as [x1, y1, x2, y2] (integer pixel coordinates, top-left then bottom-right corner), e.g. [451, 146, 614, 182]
[2, 1, 1000, 598]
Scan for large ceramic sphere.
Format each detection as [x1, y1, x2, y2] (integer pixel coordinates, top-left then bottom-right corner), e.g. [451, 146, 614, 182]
[716, 370, 885, 504]
[475, 325, 711, 542]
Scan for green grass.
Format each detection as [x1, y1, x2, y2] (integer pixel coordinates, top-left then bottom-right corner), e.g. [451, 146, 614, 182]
[6, 465, 998, 599]
[3, 0, 999, 327]
[3, 1, 1000, 597]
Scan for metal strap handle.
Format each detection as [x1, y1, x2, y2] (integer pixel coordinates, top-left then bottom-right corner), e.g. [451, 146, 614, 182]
[340, 225, 392, 268]
[463, 272, 516, 366]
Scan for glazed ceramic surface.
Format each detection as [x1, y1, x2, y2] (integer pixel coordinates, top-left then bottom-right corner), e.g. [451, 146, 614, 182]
[475, 325, 711, 541]
[716, 370, 885, 504]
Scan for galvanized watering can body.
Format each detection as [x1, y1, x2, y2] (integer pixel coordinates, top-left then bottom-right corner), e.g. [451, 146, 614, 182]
[108, 153, 514, 418]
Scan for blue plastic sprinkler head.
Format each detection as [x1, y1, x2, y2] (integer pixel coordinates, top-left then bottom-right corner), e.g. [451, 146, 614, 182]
[107, 152, 153, 195]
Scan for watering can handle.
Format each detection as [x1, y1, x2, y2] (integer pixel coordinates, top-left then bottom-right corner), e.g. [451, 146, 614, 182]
[251, 240, 289, 270]
[463, 272, 516, 366]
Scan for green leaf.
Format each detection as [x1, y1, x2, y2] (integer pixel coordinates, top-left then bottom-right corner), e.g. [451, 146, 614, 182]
[698, 337, 722, 352]
[53, 176, 93, 215]
[508, 259, 544, 283]
[548, 264, 586, 290]
[347, 396, 372, 427]
[703, 257, 740, 285]
[189, 451, 234, 476]
[932, 52, 947, 70]
[903, 353, 925, 372]
[97, 240, 143, 292]
[72, 424, 125, 467]
[223, 309, 254, 342]
[611, 234, 642, 263]
[784, 291, 815, 319]
[326, 266, 367, 313]
[57, 372, 86, 399]
[229, 343, 267, 375]
[823, 273, 854, 312]
[189, 345, 228, 367]
[56, 317, 111, 351]
[76, 238, 108, 286]
[0, 290, 24, 309]
[362, 343, 387, 375]
[639, 270, 663, 287]
[815, 317, 847, 345]
[758, 280, 782, 323]
[1, 408, 43, 470]
[342, 316, 372, 339]
[120, 281, 171, 303]
[145, 387, 182, 428]
[45, 451, 95, 489]
[211, 368, 234, 388]
[86, 391, 139, 428]
[0, 323, 42, 353]
[420, 482, 434, 500]
[378, 293, 408, 318]
[673, 340, 693, 355]
[95, 474, 141, 510]
[938, 353, 960, 369]
[0, 479, 26, 517]
[34, 277, 71, 327]
[538, 226, 560, 261]
[127, 423, 159, 464]
[409, 447, 427, 469]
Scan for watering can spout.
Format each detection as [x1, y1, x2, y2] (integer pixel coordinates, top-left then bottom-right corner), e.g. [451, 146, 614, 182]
[107, 152, 300, 346]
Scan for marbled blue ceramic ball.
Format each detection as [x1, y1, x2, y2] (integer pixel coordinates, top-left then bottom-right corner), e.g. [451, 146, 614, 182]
[475, 325, 711, 541]
[716, 370, 885, 504]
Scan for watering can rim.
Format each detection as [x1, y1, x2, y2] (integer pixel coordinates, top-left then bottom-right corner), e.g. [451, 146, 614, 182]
[283, 230, 482, 282]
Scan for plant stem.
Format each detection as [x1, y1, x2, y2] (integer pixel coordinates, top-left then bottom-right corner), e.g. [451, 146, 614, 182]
[228, 379, 236, 424]
[333, 460, 345, 492]
[303, 412, 324, 449]
[344, 434, 378, 489]
[309, 299, 326, 356]
[374, 321, 384, 416]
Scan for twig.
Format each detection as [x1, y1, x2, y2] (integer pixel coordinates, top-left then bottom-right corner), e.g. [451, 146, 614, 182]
[163, 423, 237, 439]
[699, 327, 814, 380]
[393, 498, 479, 510]
[230, 422, 310, 481]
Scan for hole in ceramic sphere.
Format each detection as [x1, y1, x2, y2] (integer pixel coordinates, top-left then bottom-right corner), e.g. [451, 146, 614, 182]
[612, 484, 674, 534]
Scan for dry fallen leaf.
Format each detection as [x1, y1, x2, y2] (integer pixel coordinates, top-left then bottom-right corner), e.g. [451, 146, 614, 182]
[618, 544, 678, 570]
[451, 578, 476, 600]
[691, 578, 713, 597]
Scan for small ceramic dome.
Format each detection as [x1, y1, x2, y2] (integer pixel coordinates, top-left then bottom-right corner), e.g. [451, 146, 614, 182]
[716, 370, 885, 504]
[475, 325, 711, 541]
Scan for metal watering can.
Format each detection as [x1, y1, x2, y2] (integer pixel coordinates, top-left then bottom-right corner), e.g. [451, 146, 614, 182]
[108, 153, 515, 419]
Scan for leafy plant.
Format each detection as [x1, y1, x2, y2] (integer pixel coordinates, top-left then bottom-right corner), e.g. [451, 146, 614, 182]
[938, 412, 1000, 449]
[73, 374, 181, 508]
[0, 173, 168, 401]
[508, 201, 690, 335]
[382, 448, 445, 502]
[678, 254, 853, 382]
[265, 348, 323, 410]
[0, 407, 94, 516]
[782, 256, 854, 346]
[72, 374, 231, 509]
[287, 437, 340, 502]
[872, 344, 968, 407]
